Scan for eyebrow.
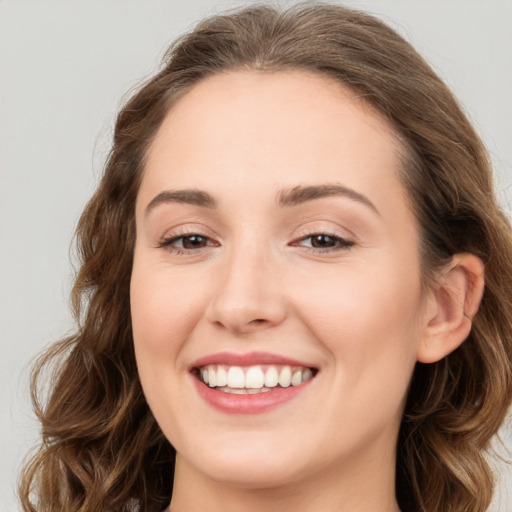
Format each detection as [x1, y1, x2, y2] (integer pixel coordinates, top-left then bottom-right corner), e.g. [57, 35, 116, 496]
[145, 189, 217, 215]
[277, 184, 379, 215]
[144, 183, 379, 216]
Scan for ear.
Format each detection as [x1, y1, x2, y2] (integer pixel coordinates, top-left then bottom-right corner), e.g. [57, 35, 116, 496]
[417, 253, 485, 364]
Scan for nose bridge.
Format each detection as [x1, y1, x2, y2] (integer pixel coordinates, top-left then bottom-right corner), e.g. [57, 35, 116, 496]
[206, 233, 286, 333]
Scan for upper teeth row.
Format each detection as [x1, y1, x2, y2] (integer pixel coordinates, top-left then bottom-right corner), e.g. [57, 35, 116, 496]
[200, 365, 313, 389]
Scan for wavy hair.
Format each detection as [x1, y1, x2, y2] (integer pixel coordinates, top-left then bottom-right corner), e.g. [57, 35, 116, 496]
[19, 3, 512, 511]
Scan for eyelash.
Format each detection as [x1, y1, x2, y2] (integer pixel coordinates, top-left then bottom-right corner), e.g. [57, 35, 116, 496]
[290, 231, 354, 253]
[157, 226, 356, 256]
[157, 232, 219, 254]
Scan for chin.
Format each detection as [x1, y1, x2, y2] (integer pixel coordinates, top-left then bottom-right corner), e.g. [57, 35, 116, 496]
[201, 458, 304, 490]
[176, 433, 312, 489]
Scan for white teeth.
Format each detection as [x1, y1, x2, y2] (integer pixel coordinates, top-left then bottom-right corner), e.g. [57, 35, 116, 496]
[302, 368, 313, 382]
[216, 386, 273, 394]
[227, 366, 245, 388]
[208, 367, 216, 387]
[227, 387, 247, 394]
[278, 366, 292, 387]
[291, 370, 302, 386]
[199, 364, 315, 391]
[246, 366, 265, 388]
[216, 366, 227, 387]
[264, 366, 279, 387]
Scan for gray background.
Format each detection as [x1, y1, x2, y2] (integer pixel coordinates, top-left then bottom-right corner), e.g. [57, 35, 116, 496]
[1, 1, 511, 510]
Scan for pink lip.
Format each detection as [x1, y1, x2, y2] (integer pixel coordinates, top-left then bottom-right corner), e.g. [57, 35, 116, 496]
[192, 376, 314, 414]
[191, 351, 315, 369]
[190, 351, 317, 415]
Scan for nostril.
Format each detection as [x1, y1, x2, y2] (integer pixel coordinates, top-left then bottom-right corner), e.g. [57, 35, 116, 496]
[247, 319, 270, 329]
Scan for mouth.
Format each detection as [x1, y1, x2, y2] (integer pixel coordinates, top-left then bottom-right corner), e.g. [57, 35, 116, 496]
[193, 364, 316, 394]
[190, 352, 318, 413]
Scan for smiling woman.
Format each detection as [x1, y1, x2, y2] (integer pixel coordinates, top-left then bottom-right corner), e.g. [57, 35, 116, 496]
[19, 3, 512, 512]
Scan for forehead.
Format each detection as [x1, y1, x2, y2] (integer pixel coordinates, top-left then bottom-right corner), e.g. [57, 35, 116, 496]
[140, 70, 407, 213]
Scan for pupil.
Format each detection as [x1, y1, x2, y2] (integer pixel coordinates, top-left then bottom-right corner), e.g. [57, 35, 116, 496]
[312, 235, 335, 247]
[183, 235, 206, 249]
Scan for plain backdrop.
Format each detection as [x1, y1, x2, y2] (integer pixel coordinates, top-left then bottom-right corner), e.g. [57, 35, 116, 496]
[1, 1, 511, 510]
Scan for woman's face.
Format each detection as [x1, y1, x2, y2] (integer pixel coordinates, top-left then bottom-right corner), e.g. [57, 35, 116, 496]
[131, 71, 428, 489]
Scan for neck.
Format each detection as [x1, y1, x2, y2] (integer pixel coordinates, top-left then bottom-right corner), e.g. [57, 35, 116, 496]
[168, 449, 401, 512]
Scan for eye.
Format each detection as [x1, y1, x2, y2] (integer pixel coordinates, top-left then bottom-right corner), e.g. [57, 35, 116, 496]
[292, 232, 354, 252]
[158, 233, 218, 253]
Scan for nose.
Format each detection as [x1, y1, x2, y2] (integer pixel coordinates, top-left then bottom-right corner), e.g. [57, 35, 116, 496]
[205, 243, 287, 335]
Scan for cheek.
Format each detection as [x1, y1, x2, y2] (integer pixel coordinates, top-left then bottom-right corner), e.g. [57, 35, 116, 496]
[130, 263, 207, 359]
[294, 256, 423, 376]
[129, 264, 205, 425]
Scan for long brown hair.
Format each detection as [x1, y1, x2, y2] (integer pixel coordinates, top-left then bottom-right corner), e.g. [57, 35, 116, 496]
[20, 3, 512, 511]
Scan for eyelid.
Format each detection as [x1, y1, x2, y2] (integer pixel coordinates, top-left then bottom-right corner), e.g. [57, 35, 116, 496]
[155, 223, 355, 255]
[289, 226, 355, 253]
[156, 225, 221, 254]
[160, 233, 217, 246]
[292, 223, 354, 241]
[157, 223, 218, 242]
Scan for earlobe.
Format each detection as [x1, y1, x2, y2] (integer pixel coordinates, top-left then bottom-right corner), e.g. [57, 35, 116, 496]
[417, 253, 485, 364]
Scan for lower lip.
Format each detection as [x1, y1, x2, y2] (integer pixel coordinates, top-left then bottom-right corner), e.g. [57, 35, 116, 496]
[192, 376, 314, 414]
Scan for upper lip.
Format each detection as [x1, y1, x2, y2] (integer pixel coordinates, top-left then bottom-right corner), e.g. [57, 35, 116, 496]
[191, 351, 317, 369]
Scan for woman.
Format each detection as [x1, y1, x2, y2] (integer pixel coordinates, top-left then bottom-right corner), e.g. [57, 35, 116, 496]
[19, 3, 512, 512]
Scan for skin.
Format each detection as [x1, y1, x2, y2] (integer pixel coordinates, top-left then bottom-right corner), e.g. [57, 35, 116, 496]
[130, 70, 484, 512]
